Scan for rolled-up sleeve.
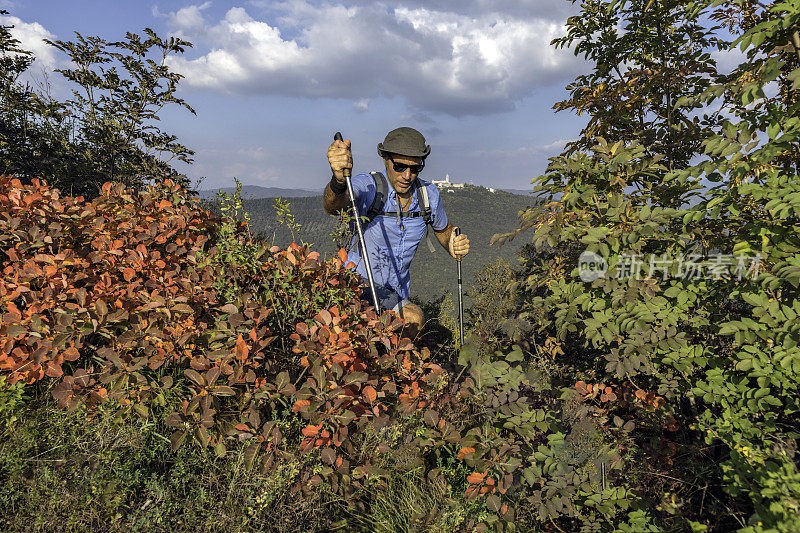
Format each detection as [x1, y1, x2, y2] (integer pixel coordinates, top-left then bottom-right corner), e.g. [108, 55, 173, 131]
[427, 184, 448, 231]
[349, 172, 376, 216]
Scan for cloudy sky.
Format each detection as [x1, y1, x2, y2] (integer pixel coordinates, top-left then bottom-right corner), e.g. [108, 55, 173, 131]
[3, 0, 588, 191]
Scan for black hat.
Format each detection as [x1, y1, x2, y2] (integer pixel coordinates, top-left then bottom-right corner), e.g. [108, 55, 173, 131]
[377, 127, 431, 158]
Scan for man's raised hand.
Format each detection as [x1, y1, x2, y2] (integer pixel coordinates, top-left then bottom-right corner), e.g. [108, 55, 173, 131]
[449, 227, 470, 260]
[328, 138, 352, 183]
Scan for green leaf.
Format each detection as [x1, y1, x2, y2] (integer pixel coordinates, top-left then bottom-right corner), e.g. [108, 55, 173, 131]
[486, 494, 502, 512]
[788, 67, 800, 91]
[214, 443, 226, 458]
[170, 430, 187, 451]
[184, 369, 205, 386]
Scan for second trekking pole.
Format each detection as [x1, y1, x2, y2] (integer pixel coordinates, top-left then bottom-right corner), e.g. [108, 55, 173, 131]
[455, 227, 464, 346]
[334, 131, 381, 312]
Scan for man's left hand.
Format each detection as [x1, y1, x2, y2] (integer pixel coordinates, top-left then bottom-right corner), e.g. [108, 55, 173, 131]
[449, 228, 470, 260]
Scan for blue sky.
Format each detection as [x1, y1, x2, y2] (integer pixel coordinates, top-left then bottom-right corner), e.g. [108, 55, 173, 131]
[2, 0, 589, 191]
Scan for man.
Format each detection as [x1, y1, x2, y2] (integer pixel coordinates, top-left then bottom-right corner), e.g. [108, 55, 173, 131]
[324, 127, 470, 338]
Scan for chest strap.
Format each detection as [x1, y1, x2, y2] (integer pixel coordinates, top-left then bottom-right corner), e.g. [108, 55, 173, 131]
[365, 171, 437, 253]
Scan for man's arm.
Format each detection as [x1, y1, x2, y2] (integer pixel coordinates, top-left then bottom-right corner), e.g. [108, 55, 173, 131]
[323, 181, 350, 215]
[434, 223, 454, 251]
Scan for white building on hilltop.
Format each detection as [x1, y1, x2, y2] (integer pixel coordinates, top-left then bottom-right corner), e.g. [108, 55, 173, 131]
[431, 174, 465, 189]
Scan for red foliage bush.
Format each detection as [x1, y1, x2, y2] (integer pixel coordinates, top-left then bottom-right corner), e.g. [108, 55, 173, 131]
[0, 177, 220, 392]
[0, 175, 444, 494]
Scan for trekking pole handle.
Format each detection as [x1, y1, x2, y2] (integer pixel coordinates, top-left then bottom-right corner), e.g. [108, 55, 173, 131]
[333, 132, 351, 179]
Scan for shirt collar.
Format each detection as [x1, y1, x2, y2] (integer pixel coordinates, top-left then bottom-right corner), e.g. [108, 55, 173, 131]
[388, 179, 418, 209]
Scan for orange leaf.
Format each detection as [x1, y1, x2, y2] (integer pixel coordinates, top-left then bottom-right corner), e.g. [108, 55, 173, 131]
[318, 309, 332, 325]
[458, 447, 475, 460]
[293, 400, 310, 413]
[301, 424, 320, 437]
[122, 267, 135, 281]
[467, 471, 486, 484]
[235, 334, 249, 360]
[362, 385, 377, 404]
[338, 248, 348, 263]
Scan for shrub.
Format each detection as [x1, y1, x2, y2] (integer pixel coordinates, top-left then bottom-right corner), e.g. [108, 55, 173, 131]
[0, 175, 460, 527]
[477, 0, 800, 531]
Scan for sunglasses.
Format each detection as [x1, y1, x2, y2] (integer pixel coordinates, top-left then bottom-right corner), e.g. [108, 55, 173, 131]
[388, 156, 424, 174]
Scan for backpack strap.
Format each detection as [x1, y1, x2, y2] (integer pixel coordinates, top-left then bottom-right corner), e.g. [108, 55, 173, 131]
[364, 173, 438, 253]
[366, 171, 389, 225]
[416, 179, 437, 253]
[416, 180, 432, 226]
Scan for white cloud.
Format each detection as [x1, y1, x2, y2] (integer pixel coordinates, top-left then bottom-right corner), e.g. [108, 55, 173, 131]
[473, 138, 575, 157]
[0, 14, 58, 69]
[190, 146, 285, 185]
[163, 2, 583, 115]
[353, 98, 369, 112]
[540, 138, 573, 151]
[153, 1, 212, 33]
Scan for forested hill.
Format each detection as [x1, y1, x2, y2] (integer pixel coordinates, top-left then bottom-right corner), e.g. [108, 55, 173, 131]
[237, 185, 541, 303]
[196, 185, 321, 199]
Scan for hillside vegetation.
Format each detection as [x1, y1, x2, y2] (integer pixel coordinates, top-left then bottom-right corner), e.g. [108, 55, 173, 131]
[2, 1, 800, 532]
[235, 186, 540, 305]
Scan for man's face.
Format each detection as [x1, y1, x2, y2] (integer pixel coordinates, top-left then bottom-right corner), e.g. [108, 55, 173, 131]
[383, 153, 424, 195]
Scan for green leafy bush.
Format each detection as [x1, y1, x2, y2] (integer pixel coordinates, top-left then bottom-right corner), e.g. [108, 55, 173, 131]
[479, 0, 800, 530]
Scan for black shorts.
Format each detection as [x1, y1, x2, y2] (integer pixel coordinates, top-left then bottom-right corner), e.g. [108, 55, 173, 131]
[362, 286, 411, 312]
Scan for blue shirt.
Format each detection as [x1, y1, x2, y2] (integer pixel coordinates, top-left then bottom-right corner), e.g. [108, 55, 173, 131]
[346, 172, 448, 299]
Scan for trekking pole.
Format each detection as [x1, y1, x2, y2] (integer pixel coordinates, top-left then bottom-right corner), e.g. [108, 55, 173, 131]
[334, 132, 381, 311]
[455, 227, 464, 346]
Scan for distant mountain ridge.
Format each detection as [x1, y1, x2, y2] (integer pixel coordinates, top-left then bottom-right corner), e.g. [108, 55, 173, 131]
[196, 185, 321, 199]
[501, 188, 535, 196]
[197, 184, 534, 200]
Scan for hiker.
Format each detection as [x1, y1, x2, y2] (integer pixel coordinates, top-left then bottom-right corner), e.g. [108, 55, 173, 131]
[324, 127, 470, 338]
